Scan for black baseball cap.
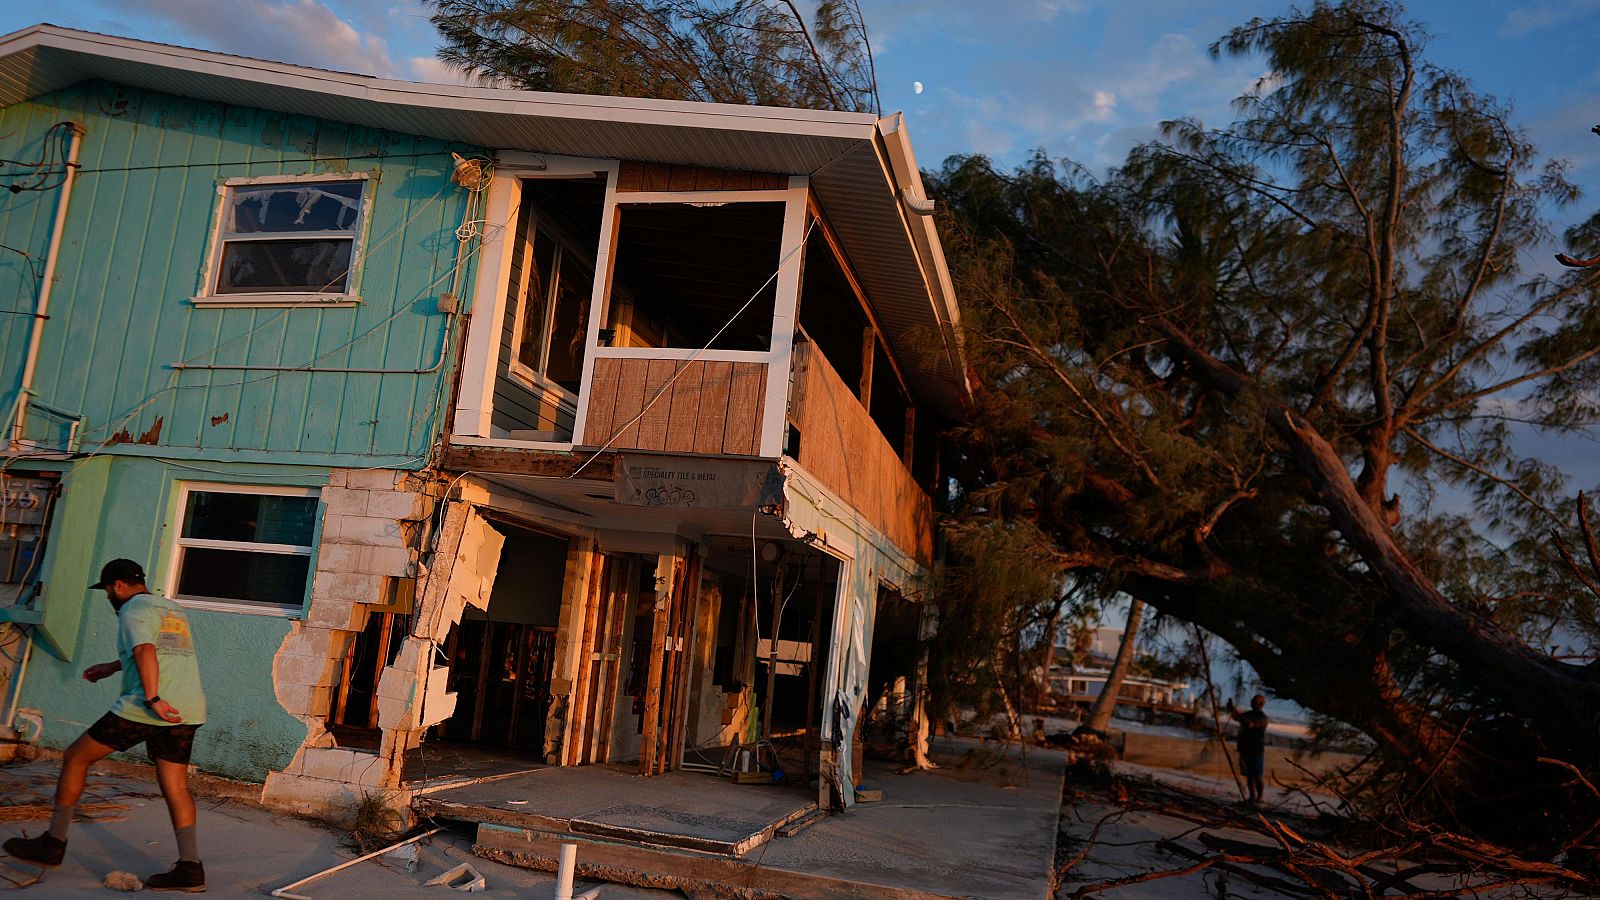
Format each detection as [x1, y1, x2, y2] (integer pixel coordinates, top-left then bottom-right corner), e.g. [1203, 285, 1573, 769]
[90, 558, 146, 589]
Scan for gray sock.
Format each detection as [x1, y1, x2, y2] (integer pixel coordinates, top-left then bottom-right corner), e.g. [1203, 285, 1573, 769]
[47, 805, 73, 841]
[174, 825, 199, 863]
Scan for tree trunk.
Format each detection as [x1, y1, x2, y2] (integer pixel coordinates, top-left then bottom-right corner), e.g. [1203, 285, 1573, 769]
[992, 650, 1024, 739]
[1081, 599, 1145, 735]
[1156, 321, 1600, 742]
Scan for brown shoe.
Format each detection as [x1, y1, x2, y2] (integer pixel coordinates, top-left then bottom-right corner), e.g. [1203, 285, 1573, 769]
[145, 860, 205, 892]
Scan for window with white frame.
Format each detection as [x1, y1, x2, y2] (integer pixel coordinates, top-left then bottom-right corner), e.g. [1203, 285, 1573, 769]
[509, 178, 604, 395]
[201, 176, 367, 303]
[170, 485, 319, 613]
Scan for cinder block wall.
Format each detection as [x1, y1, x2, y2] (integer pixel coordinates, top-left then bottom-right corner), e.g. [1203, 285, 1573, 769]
[263, 468, 438, 818]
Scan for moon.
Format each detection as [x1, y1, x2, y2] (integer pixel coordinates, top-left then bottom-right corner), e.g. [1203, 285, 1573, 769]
[913, 81, 924, 95]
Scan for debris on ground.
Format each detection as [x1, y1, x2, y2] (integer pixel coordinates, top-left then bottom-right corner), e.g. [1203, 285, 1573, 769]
[424, 862, 486, 892]
[102, 870, 142, 891]
[1054, 758, 1600, 898]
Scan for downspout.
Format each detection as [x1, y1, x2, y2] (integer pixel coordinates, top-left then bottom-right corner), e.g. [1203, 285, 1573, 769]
[5, 628, 32, 734]
[874, 114, 972, 416]
[10, 121, 87, 450]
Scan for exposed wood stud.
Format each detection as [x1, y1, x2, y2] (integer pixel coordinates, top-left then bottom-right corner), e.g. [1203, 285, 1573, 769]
[903, 406, 916, 469]
[859, 328, 875, 410]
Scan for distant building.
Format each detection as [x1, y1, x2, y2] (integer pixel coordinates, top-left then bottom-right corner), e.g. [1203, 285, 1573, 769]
[1051, 627, 1194, 714]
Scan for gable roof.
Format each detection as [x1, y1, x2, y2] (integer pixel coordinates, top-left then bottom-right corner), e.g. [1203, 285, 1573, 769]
[0, 24, 970, 415]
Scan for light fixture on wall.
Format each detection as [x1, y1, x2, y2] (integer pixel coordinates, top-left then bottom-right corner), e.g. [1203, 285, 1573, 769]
[450, 152, 487, 190]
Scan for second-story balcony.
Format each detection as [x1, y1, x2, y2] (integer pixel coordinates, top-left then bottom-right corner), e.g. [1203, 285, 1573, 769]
[445, 154, 957, 564]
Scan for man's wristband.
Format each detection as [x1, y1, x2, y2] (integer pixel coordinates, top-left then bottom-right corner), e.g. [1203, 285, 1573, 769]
[144, 695, 162, 708]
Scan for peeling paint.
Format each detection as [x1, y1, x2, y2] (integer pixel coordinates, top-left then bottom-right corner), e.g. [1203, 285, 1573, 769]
[135, 416, 163, 444]
[209, 412, 229, 427]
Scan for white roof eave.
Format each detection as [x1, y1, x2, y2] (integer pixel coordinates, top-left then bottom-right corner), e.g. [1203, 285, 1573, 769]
[0, 23, 971, 415]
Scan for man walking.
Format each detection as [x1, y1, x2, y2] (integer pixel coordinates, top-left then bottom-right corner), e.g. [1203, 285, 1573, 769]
[1229, 694, 1270, 805]
[3, 559, 207, 892]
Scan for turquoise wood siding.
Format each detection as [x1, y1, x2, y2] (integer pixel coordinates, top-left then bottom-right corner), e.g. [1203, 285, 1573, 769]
[16, 455, 314, 780]
[0, 81, 479, 467]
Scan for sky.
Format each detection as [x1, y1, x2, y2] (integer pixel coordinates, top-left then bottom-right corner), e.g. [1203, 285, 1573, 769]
[4, 1, 1599, 707]
[4, 0, 1597, 189]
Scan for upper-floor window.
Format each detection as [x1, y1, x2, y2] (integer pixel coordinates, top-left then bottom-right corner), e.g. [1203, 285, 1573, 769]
[508, 178, 604, 396]
[512, 223, 595, 394]
[197, 175, 368, 307]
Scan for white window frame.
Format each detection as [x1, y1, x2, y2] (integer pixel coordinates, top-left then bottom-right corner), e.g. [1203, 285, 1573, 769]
[506, 201, 597, 408]
[193, 172, 372, 308]
[167, 482, 319, 617]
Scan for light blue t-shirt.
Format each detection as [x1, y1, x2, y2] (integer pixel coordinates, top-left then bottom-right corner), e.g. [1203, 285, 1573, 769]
[110, 593, 207, 726]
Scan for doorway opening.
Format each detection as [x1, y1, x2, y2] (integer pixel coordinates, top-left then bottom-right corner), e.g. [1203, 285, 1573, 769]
[861, 584, 922, 762]
[327, 577, 414, 750]
[417, 522, 567, 776]
[687, 539, 839, 787]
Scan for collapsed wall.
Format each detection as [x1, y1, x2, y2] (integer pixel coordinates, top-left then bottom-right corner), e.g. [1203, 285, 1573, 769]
[261, 468, 439, 817]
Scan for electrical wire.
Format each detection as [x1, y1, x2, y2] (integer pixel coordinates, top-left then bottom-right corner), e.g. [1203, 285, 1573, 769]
[0, 122, 75, 193]
[4, 173, 497, 464]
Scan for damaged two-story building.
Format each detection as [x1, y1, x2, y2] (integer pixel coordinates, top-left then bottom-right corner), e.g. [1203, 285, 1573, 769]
[0, 24, 969, 824]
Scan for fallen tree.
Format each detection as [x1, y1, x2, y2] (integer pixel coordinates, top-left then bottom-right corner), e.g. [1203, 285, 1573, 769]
[1057, 761, 1600, 898]
[931, 0, 1600, 852]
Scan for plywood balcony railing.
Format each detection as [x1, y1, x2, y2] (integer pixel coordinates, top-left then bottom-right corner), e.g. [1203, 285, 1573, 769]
[788, 342, 933, 565]
[581, 349, 769, 455]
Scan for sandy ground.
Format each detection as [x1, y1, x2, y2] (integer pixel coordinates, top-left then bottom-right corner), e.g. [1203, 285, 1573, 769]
[0, 761, 679, 898]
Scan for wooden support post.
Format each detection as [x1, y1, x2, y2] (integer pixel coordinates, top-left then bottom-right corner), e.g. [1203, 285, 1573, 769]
[657, 557, 686, 774]
[858, 328, 875, 410]
[508, 626, 531, 743]
[592, 559, 630, 764]
[903, 406, 916, 469]
[761, 555, 789, 741]
[562, 549, 606, 765]
[670, 552, 703, 771]
[470, 624, 493, 742]
[639, 554, 674, 776]
[331, 628, 356, 727]
[366, 613, 396, 729]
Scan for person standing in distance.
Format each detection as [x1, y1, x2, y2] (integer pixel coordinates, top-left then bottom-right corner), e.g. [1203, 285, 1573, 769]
[1229, 694, 1270, 805]
[3, 559, 208, 892]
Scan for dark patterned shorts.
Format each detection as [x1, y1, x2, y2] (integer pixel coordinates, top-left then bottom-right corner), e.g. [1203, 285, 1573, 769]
[87, 713, 200, 764]
[1240, 752, 1265, 778]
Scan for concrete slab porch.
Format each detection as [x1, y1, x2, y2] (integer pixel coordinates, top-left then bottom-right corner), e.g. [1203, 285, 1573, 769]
[441, 737, 1065, 899]
[415, 762, 818, 856]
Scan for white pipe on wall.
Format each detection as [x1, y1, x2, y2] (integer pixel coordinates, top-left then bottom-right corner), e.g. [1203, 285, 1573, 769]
[11, 122, 87, 450]
[4, 627, 33, 733]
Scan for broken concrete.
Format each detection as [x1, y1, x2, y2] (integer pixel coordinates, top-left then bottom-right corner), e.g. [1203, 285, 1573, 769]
[423, 737, 1063, 900]
[263, 467, 439, 818]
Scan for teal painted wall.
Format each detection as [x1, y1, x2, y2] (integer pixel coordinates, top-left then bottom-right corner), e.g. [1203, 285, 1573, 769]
[0, 80, 480, 467]
[16, 455, 316, 781]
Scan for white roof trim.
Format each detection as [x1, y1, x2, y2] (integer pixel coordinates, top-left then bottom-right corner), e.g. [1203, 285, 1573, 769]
[0, 24, 878, 136]
[0, 23, 971, 415]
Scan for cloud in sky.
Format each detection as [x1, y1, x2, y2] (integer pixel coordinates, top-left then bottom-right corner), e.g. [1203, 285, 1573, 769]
[115, 0, 401, 76]
[1497, 0, 1600, 38]
[888, 23, 1255, 174]
[405, 55, 478, 85]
